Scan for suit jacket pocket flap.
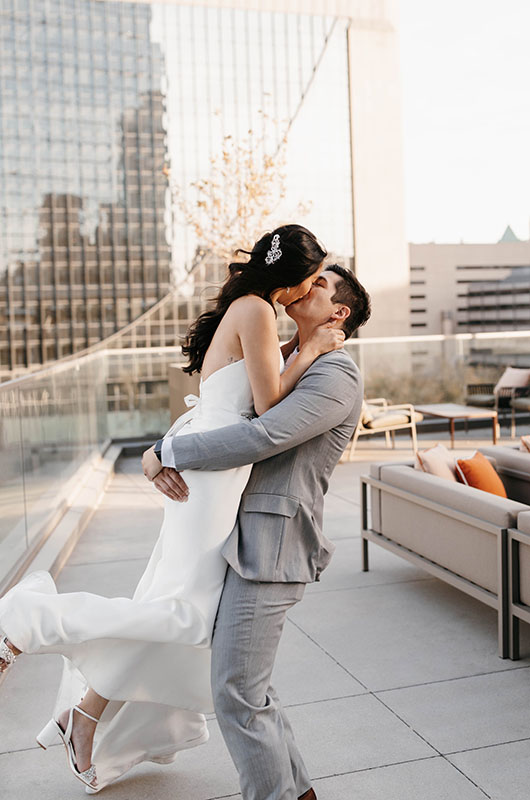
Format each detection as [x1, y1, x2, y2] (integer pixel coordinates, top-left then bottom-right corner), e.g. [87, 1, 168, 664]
[242, 493, 300, 518]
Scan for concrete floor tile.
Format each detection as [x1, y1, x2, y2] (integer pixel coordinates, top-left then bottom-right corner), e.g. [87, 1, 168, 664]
[328, 462, 365, 505]
[305, 537, 431, 595]
[3, 452, 529, 799]
[0, 719, 238, 800]
[0, 653, 63, 754]
[314, 756, 488, 799]
[287, 694, 435, 776]
[272, 618, 366, 705]
[289, 579, 530, 690]
[322, 504, 361, 541]
[68, 507, 162, 565]
[380, 668, 530, 753]
[57, 557, 149, 597]
[448, 739, 530, 800]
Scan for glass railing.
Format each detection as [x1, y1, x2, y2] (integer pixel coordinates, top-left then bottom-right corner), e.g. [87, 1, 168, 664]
[2, 330, 530, 588]
[347, 331, 530, 404]
[0, 354, 108, 587]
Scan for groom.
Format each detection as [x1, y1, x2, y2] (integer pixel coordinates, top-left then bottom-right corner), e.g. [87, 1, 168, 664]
[143, 265, 370, 800]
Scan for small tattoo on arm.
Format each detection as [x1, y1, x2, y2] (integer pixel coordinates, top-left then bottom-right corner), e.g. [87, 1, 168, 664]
[227, 356, 234, 364]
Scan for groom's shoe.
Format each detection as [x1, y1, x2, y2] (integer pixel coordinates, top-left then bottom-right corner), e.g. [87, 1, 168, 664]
[298, 790, 317, 800]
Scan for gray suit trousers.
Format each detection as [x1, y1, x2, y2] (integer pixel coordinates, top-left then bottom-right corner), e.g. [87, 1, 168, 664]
[211, 566, 311, 800]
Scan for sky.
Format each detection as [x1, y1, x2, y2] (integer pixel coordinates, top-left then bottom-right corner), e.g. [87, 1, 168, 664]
[398, 0, 530, 244]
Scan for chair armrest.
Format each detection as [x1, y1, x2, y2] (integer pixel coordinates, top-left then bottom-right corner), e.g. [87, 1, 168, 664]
[365, 397, 388, 407]
[383, 403, 415, 412]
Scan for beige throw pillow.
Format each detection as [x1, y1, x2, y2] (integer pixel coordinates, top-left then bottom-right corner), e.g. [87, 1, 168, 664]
[520, 435, 530, 453]
[415, 443, 457, 482]
[494, 367, 530, 394]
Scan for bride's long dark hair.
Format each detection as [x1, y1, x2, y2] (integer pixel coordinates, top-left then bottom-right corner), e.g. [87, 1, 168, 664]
[182, 224, 327, 375]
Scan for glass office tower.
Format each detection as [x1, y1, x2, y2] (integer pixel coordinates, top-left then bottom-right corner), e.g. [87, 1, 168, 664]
[1, 0, 405, 380]
[0, 0, 170, 377]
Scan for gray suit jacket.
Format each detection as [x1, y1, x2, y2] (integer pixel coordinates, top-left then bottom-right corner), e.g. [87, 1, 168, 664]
[162, 349, 363, 583]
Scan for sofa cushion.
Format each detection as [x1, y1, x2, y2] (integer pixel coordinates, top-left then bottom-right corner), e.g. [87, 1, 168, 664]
[520, 436, 530, 453]
[415, 443, 457, 482]
[376, 464, 528, 594]
[465, 393, 494, 407]
[517, 511, 530, 535]
[455, 451, 507, 498]
[511, 397, 530, 411]
[366, 410, 423, 429]
[366, 412, 410, 428]
[368, 460, 415, 533]
[379, 464, 527, 528]
[369, 460, 415, 480]
[480, 446, 530, 475]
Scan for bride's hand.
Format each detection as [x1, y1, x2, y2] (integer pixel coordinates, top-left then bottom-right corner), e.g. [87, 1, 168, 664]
[303, 323, 345, 359]
[153, 468, 190, 502]
[142, 445, 163, 481]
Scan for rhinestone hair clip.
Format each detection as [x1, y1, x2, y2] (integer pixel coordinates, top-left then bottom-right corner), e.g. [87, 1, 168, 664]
[265, 233, 282, 265]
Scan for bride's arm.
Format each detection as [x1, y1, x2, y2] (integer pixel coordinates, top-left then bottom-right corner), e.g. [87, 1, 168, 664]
[280, 331, 299, 361]
[235, 296, 344, 416]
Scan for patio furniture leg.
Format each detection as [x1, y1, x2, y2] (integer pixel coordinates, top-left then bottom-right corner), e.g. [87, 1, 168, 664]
[385, 430, 391, 449]
[511, 407, 516, 440]
[449, 418, 455, 449]
[510, 617, 520, 661]
[498, 530, 509, 659]
[390, 430, 395, 449]
[361, 479, 369, 571]
[509, 538, 520, 660]
[410, 421, 418, 453]
[492, 414, 498, 445]
[362, 537, 369, 571]
[348, 426, 360, 461]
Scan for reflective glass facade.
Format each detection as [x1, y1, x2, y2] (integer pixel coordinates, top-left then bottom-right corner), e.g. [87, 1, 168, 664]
[1, 0, 354, 380]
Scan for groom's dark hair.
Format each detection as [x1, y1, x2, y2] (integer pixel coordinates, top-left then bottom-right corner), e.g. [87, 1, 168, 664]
[325, 265, 371, 339]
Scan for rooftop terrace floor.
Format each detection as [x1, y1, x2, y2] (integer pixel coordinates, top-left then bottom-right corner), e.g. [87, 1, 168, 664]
[2, 436, 530, 799]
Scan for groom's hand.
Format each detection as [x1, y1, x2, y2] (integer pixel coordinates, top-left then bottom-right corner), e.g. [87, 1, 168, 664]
[153, 467, 190, 502]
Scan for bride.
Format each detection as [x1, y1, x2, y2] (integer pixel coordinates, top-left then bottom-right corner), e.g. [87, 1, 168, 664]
[0, 224, 344, 793]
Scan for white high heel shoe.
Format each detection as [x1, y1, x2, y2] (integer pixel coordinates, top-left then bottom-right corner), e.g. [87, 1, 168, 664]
[36, 705, 99, 789]
[0, 636, 18, 675]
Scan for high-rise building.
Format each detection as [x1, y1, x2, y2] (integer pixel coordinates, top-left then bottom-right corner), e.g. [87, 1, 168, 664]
[409, 228, 530, 334]
[0, 0, 170, 378]
[1, 0, 409, 381]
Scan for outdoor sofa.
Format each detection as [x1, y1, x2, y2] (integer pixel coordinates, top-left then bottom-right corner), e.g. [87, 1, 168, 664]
[480, 445, 530, 659]
[361, 451, 530, 659]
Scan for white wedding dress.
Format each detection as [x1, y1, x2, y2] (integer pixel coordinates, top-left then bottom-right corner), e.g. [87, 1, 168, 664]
[0, 357, 261, 790]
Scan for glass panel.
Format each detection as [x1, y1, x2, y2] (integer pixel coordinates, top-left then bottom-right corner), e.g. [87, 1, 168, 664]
[0, 386, 28, 581]
[3, 332, 530, 585]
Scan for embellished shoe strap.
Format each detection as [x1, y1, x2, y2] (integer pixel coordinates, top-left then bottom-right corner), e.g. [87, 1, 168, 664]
[0, 637, 17, 667]
[78, 763, 97, 784]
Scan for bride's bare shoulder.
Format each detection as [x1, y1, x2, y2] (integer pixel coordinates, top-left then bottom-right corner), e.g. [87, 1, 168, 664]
[228, 294, 275, 321]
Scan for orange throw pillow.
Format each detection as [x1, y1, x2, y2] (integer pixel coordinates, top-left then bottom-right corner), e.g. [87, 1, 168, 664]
[455, 451, 507, 497]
